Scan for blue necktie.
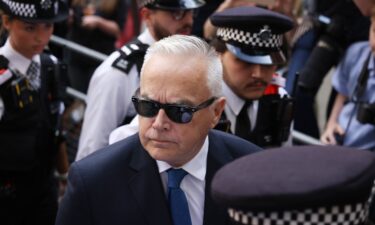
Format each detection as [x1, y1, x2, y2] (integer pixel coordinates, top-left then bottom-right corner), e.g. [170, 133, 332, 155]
[167, 168, 192, 225]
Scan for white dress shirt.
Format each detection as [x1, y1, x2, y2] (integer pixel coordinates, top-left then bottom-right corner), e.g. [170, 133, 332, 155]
[157, 136, 208, 225]
[222, 82, 259, 133]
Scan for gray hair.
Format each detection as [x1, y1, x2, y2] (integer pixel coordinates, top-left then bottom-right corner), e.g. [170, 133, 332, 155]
[141, 35, 223, 97]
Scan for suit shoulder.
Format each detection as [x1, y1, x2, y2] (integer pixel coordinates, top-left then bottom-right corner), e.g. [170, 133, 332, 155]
[209, 130, 263, 155]
[74, 134, 140, 175]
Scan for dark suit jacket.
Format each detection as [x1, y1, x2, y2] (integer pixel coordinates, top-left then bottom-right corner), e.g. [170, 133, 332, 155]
[56, 130, 261, 225]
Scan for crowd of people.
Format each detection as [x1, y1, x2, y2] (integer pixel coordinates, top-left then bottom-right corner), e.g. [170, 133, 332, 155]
[1, 0, 375, 224]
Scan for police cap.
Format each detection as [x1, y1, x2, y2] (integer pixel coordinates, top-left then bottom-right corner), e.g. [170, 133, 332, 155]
[0, 0, 68, 23]
[138, 0, 205, 10]
[210, 6, 293, 65]
[211, 146, 375, 225]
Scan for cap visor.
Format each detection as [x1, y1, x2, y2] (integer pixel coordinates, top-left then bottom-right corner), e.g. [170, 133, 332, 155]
[226, 44, 286, 65]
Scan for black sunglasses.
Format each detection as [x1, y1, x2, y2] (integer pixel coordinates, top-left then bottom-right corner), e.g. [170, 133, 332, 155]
[159, 9, 193, 21]
[131, 96, 217, 124]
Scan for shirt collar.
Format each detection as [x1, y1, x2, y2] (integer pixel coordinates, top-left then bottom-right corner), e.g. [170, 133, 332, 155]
[369, 52, 375, 76]
[223, 82, 247, 116]
[156, 136, 208, 182]
[0, 39, 40, 75]
[138, 28, 157, 46]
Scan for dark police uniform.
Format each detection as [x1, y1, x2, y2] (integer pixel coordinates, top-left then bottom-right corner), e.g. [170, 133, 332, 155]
[0, 0, 68, 224]
[76, 0, 206, 161]
[210, 7, 294, 148]
[211, 145, 375, 225]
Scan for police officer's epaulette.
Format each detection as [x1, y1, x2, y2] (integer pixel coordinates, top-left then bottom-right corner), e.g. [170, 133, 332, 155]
[0, 55, 13, 92]
[0, 55, 12, 88]
[0, 55, 9, 70]
[112, 40, 149, 75]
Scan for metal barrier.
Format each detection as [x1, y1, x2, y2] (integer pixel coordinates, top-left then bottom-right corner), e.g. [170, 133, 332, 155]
[66, 87, 87, 102]
[50, 35, 324, 146]
[50, 35, 108, 62]
[292, 130, 324, 146]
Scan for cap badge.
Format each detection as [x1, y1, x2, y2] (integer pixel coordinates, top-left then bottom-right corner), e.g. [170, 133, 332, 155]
[40, 0, 52, 10]
[258, 25, 272, 41]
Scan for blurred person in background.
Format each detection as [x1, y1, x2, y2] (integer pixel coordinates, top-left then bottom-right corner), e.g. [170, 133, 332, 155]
[66, 0, 127, 93]
[320, 6, 375, 151]
[286, 0, 370, 140]
[354, 0, 375, 17]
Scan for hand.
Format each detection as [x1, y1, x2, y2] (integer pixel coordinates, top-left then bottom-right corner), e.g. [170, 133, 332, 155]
[218, 0, 256, 12]
[81, 15, 101, 30]
[320, 122, 345, 145]
[269, 0, 295, 17]
[58, 178, 68, 202]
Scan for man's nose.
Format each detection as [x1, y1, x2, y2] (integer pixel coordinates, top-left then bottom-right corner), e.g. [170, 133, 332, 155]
[151, 109, 171, 130]
[249, 64, 262, 79]
[181, 10, 193, 25]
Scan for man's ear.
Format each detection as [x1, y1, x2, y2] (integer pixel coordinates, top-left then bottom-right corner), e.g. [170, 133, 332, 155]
[210, 97, 226, 129]
[2, 15, 11, 30]
[140, 7, 153, 26]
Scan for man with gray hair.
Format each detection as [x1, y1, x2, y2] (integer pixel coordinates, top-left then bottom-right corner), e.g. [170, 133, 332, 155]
[76, 0, 205, 161]
[56, 35, 261, 225]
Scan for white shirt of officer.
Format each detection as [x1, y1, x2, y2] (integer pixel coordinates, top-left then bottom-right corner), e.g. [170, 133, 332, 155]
[76, 28, 156, 161]
[0, 39, 41, 120]
[222, 82, 259, 132]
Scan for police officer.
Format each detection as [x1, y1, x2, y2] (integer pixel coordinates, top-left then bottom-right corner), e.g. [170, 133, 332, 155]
[211, 145, 375, 225]
[76, 0, 205, 161]
[0, 0, 68, 224]
[210, 6, 294, 147]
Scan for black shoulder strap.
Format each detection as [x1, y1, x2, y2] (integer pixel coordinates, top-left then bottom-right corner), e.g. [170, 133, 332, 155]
[355, 51, 372, 99]
[112, 38, 149, 75]
[39, 53, 56, 92]
[39, 53, 64, 103]
[40, 52, 54, 66]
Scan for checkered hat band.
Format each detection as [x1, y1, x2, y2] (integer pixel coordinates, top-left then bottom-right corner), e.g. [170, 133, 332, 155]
[217, 27, 283, 49]
[2, 0, 36, 18]
[228, 203, 369, 225]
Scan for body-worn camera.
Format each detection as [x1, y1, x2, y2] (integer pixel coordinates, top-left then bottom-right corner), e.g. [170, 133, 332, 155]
[6, 69, 36, 111]
[214, 94, 294, 148]
[10, 76, 34, 109]
[357, 102, 375, 125]
[254, 94, 294, 147]
[0, 56, 36, 112]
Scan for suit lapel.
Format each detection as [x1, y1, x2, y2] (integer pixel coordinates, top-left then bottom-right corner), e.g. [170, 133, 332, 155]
[126, 132, 234, 225]
[203, 132, 234, 225]
[128, 144, 173, 225]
